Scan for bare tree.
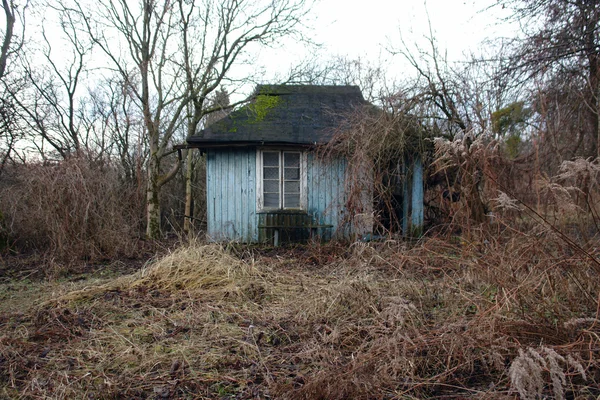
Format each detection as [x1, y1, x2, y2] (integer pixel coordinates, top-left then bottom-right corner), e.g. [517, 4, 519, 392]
[389, 30, 528, 224]
[0, 0, 27, 172]
[0, 0, 16, 80]
[497, 0, 600, 158]
[183, 87, 229, 234]
[68, 0, 309, 238]
[88, 74, 148, 182]
[392, 34, 472, 137]
[9, 5, 93, 160]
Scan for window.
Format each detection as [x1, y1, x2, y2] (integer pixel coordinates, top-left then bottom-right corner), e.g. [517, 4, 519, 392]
[258, 150, 306, 210]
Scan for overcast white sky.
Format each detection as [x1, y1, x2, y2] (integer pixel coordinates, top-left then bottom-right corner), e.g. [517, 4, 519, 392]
[314, 0, 496, 59]
[253, 0, 515, 88]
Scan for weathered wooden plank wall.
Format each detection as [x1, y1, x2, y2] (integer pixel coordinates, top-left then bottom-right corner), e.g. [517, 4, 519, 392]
[206, 149, 257, 242]
[411, 156, 424, 232]
[306, 153, 348, 240]
[206, 149, 350, 242]
[402, 155, 424, 236]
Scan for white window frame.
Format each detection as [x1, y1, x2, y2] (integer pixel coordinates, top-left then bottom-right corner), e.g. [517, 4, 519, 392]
[256, 148, 307, 212]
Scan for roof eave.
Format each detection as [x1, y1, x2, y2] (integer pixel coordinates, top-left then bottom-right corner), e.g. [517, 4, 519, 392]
[185, 139, 324, 150]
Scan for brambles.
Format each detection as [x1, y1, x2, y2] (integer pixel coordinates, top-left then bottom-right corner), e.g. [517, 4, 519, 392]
[322, 102, 431, 235]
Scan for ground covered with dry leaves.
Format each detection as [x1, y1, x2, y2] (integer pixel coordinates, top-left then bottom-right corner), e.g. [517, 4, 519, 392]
[1, 229, 599, 399]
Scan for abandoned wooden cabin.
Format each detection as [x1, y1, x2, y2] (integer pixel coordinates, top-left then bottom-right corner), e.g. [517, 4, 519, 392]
[186, 84, 423, 244]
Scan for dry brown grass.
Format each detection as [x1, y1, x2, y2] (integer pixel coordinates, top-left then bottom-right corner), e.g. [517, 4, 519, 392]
[0, 157, 144, 263]
[0, 229, 598, 399]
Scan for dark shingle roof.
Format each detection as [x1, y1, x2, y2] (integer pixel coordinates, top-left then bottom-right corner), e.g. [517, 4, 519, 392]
[187, 85, 365, 148]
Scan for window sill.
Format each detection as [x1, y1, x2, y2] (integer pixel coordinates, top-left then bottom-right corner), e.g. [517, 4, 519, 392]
[257, 209, 307, 214]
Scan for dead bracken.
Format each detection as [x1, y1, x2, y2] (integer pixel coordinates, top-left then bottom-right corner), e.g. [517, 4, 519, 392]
[0, 232, 599, 399]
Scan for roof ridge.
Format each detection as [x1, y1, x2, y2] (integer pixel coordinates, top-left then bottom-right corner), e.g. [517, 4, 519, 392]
[255, 84, 363, 96]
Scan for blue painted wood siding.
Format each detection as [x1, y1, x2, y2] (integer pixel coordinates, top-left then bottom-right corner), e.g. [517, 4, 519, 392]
[411, 156, 424, 230]
[401, 155, 424, 236]
[206, 149, 257, 242]
[306, 153, 348, 240]
[206, 148, 349, 242]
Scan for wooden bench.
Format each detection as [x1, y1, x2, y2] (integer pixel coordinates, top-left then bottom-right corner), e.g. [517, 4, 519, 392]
[257, 212, 333, 246]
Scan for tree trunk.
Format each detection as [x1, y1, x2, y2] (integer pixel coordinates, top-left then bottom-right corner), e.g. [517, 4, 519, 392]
[0, 0, 15, 80]
[146, 151, 161, 239]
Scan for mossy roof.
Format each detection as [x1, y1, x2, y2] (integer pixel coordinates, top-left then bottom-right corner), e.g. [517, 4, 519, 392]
[187, 85, 366, 148]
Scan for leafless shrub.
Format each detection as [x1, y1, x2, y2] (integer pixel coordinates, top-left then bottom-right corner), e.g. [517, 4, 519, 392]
[556, 157, 600, 185]
[0, 156, 144, 262]
[431, 128, 599, 251]
[432, 131, 506, 229]
[511, 157, 600, 244]
[555, 157, 600, 225]
[321, 98, 430, 235]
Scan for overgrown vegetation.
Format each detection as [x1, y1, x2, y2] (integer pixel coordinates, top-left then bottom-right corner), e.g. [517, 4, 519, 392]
[0, 215, 598, 398]
[2, 71, 597, 398]
[0, 156, 144, 262]
[0, 0, 599, 397]
[322, 99, 433, 234]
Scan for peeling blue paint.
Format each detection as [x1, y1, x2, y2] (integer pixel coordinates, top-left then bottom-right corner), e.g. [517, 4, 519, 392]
[401, 155, 424, 237]
[306, 153, 347, 240]
[206, 148, 348, 242]
[206, 149, 257, 242]
[411, 156, 424, 232]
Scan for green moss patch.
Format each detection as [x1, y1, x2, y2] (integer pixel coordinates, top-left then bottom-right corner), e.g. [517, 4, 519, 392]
[248, 95, 281, 123]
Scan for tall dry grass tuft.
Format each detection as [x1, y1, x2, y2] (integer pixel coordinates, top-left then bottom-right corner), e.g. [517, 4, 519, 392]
[509, 346, 587, 400]
[0, 157, 144, 262]
[132, 243, 268, 301]
[431, 131, 511, 231]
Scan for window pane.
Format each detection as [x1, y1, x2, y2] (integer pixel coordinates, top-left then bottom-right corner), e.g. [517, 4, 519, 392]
[284, 167, 299, 180]
[284, 193, 300, 208]
[263, 152, 279, 167]
[260, 150, 303, 210]
[264, 180, 279, 193]
[284, 152, 300, 167]
[264, 193, 279, 208]
[263, 167, 279, 179]
[284, 181, 300, 194]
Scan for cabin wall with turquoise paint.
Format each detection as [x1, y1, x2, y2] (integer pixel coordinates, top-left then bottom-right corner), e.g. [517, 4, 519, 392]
[205, 148, 425, 242]
[205, 148, 257, 242]
[205, 148, 349, 243]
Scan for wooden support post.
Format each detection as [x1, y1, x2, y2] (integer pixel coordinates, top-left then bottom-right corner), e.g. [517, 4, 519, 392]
[402, 159, 409, 235]
[184, 149, 193, 237]
[402, 155, 424, 237]
[411, 155, 424, 236]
